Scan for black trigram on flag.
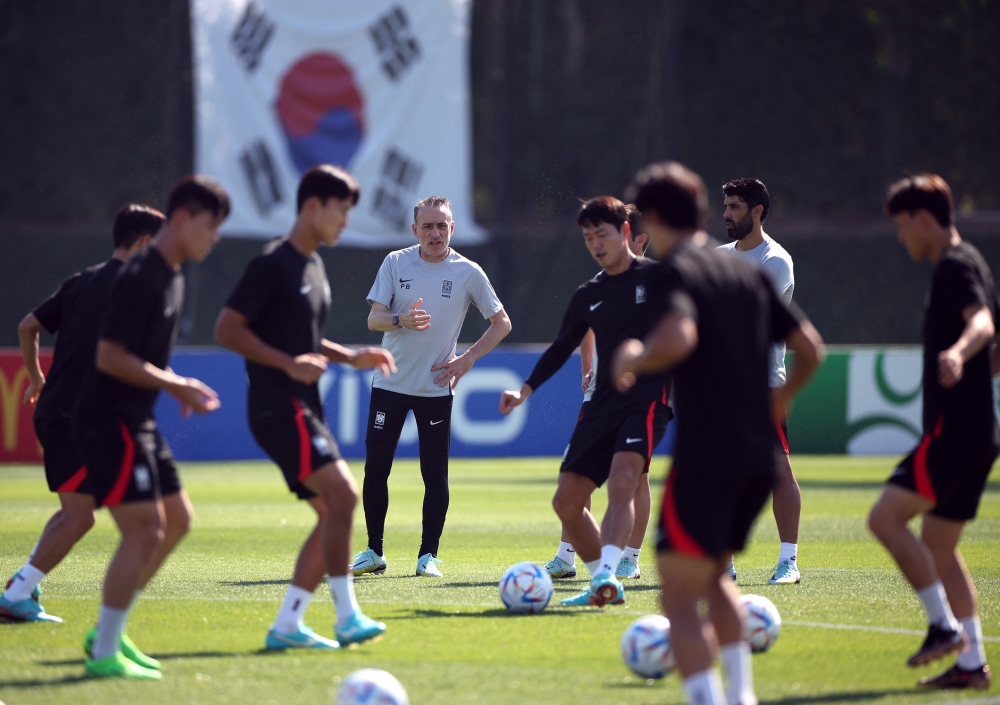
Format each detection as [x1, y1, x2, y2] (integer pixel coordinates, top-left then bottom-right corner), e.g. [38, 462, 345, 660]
[231, 2, 275, 72]
[239, 140, 283, 215]
[369, 6, 421, 81]
[372, 147, 424, 231]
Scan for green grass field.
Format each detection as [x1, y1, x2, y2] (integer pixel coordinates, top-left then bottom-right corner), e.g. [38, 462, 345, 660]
[1, 456, 998, 705]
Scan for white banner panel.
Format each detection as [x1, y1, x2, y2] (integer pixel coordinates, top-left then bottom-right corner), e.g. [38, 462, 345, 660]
[191, 0, 485, 246]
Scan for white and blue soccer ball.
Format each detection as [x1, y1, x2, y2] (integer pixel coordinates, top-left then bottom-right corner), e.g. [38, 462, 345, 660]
[498, 561, 553, 614]
[620, 614, 677, 679]
[335, 668, 409, 705]
[742, 593, 782, 653]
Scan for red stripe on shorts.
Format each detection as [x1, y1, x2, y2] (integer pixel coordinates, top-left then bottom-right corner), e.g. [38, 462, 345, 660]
[57, 465, 88, 493]
[914, 415, 944, 503]
[104, 424, 136, 507]
[291, 398, 312, 483]
[644, 400, 656, 470]
[775, 420, 789, 455]
[661, 466, 707, 558]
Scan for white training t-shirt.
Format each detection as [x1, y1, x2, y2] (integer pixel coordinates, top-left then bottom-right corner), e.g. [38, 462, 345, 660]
[367, 245, 504, 397]
[718, 232, 794, 387]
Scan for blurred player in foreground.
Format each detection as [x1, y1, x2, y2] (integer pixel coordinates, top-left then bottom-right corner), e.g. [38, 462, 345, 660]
[868, 174, 997, 690]
[1, 205, 162, 623]
[613, 162, 823, 705]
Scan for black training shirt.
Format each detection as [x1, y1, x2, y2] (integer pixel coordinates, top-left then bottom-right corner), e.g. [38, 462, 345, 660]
[653, 238, 803, 471]
[81, 247, 184, 422]
[525, 257, 670, 411]
[922, 241, 1000, 442]
[225, 239, 332, 413]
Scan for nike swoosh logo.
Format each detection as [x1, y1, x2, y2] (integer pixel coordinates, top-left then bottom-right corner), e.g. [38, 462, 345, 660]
[300, 284, 312, 294]
[590, 301, 602, 311]
[625, 437, 643, 443]
[399, 278, 413, 283]
[430, 420, 444, 425]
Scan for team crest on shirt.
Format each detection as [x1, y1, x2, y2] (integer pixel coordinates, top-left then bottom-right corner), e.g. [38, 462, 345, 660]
[442, 280, 453, 298]
[636, 285, 647, 304]
[375, 411, 386, 427]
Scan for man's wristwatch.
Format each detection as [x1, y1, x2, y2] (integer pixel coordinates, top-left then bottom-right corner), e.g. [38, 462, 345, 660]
[392, 313, 401, 328]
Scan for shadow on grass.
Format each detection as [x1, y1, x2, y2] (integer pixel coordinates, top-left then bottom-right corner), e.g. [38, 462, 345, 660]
[393, 607, 596, 619]
[38, 651, 247, 667]
[0, 674, 91, 688]
[759, 689, 920, 704]
[217, 579, 288, 586]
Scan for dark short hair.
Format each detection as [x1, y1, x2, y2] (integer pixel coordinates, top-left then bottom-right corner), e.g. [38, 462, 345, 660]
[413, 195, 453, 224]
[722, 177, 770, 222]
[577, 196, 627, 230]
[625, 162, 707, 231]
[113, 204, 165, 250]
[884, 174, 954, 228]
[297, 165, 361, 213]
[166, 175, 231, 220]
[625, 203, 642, 242]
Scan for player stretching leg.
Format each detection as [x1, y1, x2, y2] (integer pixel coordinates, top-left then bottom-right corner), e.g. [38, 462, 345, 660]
[501, 197, 671, 608]
[75, 177, 229, 680]
[216, 166, 395, 650]
[868, 175, 996, 689]
[613, 162, 823, 705]
[717, 179, 800, 585]
[545, 204, 660, 581]
[0, 205, 161, 624]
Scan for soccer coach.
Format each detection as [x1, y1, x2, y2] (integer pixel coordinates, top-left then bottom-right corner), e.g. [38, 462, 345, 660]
[353, 196, 511, 578]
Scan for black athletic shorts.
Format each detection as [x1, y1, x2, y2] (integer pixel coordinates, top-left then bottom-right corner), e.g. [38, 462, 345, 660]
[887, 416, 999, 522]
[34, 417, 91, 494]
[561, 398, 672, 487]
[76, 416, 182, 508]
[656, 462, 775, 560]
[250, 396, 341, 500]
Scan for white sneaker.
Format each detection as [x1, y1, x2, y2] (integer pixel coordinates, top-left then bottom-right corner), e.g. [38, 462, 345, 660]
[416, 553, 443, 577]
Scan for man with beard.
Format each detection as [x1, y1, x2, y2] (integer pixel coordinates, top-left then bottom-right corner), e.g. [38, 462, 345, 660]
[718, 178, 800, 585]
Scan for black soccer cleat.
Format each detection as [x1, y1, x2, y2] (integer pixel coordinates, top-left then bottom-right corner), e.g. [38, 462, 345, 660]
[907, 624, 967, 667]
[918, 663, 991, 690]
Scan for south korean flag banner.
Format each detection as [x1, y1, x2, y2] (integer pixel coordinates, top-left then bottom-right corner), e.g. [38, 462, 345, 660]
[191, 0, 486, 246]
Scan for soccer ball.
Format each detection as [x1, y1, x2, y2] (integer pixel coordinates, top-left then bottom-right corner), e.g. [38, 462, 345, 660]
[742, 593, 781, 653]
[620, 614, 677, 679]
[498, 561, 553, 613]
[335, 669, 409, 705]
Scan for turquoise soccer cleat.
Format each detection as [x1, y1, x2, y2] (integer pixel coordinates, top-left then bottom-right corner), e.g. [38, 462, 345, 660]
[615, 554, 640, 579]
[558, 588, 593, 606]
[543, 555, 577, 579]
[0, 593, 62, 623]
[589, 571, 625, 607]
[335, 610, 386, 646]
[265, 624, 340, 650]
[769, 560, 801, 585]
[351, 548, 387, 576]
[416, 553, 443, 577]
[84, 627, 161, 670]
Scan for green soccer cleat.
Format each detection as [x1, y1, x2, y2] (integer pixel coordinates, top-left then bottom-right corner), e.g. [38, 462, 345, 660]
[0, 593, 62, 623]
[351, 548, 387, 576]
[615, 554, 641, 579]
[558, 588, 593, 607]
[589, 571, 625, 607]
[543, 555, 577, 579]
[335, 610, 387, 646]
[265, 624, 339, 650]
[85, 652, 162, 680]
[769, 560, 801, 585]
[84, 627, 161, 670]
[416, 553, 443, 577]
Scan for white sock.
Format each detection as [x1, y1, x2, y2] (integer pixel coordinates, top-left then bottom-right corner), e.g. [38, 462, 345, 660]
[682, 668, 727, 705]
[327, 575, 360, 627]
[727, 556, 736, 574]
[720, 641, 756, 705]
[272, 585, 313, 633]
[625, 546, 641, 561]
[28, 541, 40, 562]
[956, 616, 987, 670]
[778, 542, 797, 566]
[598, 545, 624, 575]
[557, 542, 576, 565]
[4, 562, 45, 602]
[583, 559, 601, 579]
[92, 605, 128, 660]
[916, 581, 960, 630]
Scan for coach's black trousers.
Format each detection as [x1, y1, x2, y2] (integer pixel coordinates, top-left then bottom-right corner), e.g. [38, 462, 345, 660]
[364, 387, 453, 558]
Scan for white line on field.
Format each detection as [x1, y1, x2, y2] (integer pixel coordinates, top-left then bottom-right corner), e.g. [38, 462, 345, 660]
[920, 698, 1000, 705]
[786, 620, 1000, 643]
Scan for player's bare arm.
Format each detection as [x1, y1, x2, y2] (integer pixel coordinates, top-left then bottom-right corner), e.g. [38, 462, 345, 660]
[580, 328, 595, 392]
[215, 306, 327, 384]
[771, 321, 825, 422]
[367, 299, 431, 332]
[499, 381, 534, 415]
[610, 312, 698, 392]
[432, 308, 511, 389]
[96, 339, 220, 414]
[321, 339, 397, 376]
[17, 312, 46, 405]
[939, 304, 995, 388]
